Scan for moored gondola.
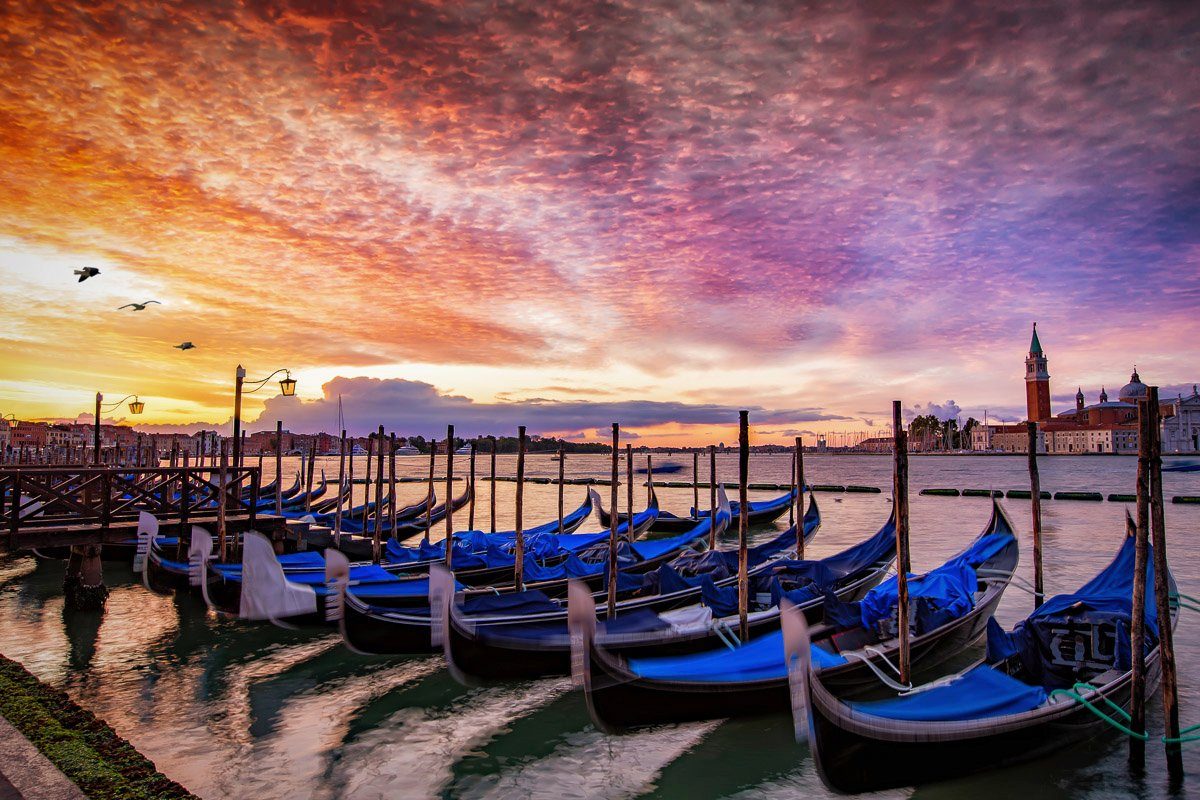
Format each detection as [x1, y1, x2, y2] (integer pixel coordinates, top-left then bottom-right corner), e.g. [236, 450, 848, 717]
[791, 517, 1174, 793]
[576, 500, 1018, 732]
[599, 488, 800, 535]
[439, 496, 821, 681]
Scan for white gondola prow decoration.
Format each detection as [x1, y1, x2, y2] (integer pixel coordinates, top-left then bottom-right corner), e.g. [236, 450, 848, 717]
[133, 511, 158, 574]
[567, 579, 597, 689]
[238, 531, 318, 622]
[780, 599, 813, 744]
[429, 563, 455, 650]
[188, 526, 213, 588]
[324, 547, 350, 622]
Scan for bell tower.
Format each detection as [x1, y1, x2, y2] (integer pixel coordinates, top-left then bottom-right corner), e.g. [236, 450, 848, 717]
[1025, 323, 1051, 423]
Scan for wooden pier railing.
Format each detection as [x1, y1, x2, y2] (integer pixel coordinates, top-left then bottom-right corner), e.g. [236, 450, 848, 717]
[1, 465, 264, 550]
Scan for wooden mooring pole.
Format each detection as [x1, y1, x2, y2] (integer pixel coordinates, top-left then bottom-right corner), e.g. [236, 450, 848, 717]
[708, 445, 717, 549]
[514, 426, 526, 592]
[1026, 421, 1044, 609]
[892, 401, 911, 685]
[737, 411, 750, 641]
[607, 424, 620, 619]
[217, 439, 228, 562]
[1148, 387, 1183, 785]
[692, 450, 699, 521]
[363, 435, 374, 530]
[445, 425, 455, 570]
[335, 429, 346, 545]
[557, 447, 565, 534]
[1129, 397, 1152, 770]
[423, 438, 435, 542]
[468, 442, 477, 532]
[304, 440, 316, 514]
[387, 432, 397, 535]
[274, 420, 283, 516]
[626, 443, 634, 519]
[795, 437, 805, 558]
[372, 426, 385, 563]
[489, 435, 497, 534]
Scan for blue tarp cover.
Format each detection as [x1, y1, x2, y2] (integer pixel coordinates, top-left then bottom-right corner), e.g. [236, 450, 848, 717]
[849, 664, 1048, 721]
[987, 535, 1158, 689]
[627, 629, 846, 682]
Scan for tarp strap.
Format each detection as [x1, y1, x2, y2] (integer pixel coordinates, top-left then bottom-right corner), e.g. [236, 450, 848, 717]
[1048, 682, 1148, 740]
[840, 648, 911, 692]
[711, 622, 739, 651]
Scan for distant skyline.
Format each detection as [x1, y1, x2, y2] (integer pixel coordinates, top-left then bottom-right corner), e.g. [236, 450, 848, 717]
[2, 2, 1198, 444]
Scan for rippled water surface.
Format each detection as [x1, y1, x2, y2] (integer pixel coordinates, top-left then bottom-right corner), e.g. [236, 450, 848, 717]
[2, 454, 1199, 799]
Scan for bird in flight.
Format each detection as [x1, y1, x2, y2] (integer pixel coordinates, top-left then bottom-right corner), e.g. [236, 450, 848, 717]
[74, 267, 100, 282]
[117, 301, 161, 311]
[174, 341, 196, 351]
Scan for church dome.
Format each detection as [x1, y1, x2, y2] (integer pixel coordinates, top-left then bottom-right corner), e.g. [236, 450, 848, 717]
[1118, 369, 1147, 403]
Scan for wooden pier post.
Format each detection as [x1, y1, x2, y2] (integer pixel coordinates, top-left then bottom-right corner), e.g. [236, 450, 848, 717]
[347, 439, 355, 524]
[626, 443, 634, 519]
[607, 423, 619, 619]
[335, 429, 347, 545]
[372, 426, 385, 564]
[1148, 387, 1183, 785]
[788, 445, 796, 526]
[1129, 397, 1152, 771]
[176, 451, 190, 560]
[646, 455, 653, 507]
[737, 411, 750, 641]
[445, 425, 455, 570]
[708, 445, 717, 549]
[217, 439, 228, 562]
[387, 432, 397, 533]
[274, 420, 283, 516]
[514, 426, 527, 591]
[557, 447, 565, 534]
[693, 450, 699, 520]
[423, 438, 435, 542]
[489, 435, 497, 534]
[304, 440, 316, 514]
[892, 401, 911, 684]
[795, 436, 805, 558]
[1026, 421, 1044, 609]
[468, 442, 477, 532]
[362, 435, 374, 530]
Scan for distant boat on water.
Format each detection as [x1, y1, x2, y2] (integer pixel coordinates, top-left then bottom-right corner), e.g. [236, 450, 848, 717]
[1163, 459, 1200, 472]
[396, 444, 420, 456]
[636, 462, 684, 475]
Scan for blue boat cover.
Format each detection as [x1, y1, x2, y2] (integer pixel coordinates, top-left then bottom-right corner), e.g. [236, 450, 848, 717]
[825, 531, 1013, 635]
[460, 589, 561, 616]
[848, 664, 1048, 721]
[627, 629, 846, 682]
[694, 489, 797, 519]
[987, 535, 1158, 689]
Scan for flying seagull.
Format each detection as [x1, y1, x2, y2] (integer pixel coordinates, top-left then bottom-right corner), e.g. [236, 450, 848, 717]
[74, 267, 100, 282]
[117, 300, 161, 311]
[174, 341, 196, 351]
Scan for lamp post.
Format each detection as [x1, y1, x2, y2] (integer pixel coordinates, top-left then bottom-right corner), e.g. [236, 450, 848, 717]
[232, 366, 295, 468]
[94, 393, 144, 465]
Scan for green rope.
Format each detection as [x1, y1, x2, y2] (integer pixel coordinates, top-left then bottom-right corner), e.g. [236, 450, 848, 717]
[1047, 683, 1148, 740]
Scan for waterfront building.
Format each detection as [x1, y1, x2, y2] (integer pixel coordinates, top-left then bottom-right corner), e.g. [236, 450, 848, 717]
[1162, 386, 1200, 453]
[10, 421, 48, 448]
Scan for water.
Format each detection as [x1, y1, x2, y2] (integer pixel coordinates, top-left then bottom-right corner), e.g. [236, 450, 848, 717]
[1, 454, 1198, 799]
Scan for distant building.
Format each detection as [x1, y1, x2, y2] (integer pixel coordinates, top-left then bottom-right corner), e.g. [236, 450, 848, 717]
[1162, 386, 1200, 453]
[10, 421, 48, 448]
[853, 436, 892, 453]
[1025, 324, 1052, 423]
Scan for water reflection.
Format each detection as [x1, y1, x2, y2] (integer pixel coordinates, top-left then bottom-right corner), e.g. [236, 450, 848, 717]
[0, 455, 1195, 799]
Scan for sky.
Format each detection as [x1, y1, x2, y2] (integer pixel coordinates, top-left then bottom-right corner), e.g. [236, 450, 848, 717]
[1, 1, 1197, 444]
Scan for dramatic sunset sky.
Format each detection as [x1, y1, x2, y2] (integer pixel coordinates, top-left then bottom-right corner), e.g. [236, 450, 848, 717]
[1, 1, 1197, 443]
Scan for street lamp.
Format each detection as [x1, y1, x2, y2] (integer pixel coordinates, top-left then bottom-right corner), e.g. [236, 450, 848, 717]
[94, 393, 144, 465]
[232, 366, 296, 467]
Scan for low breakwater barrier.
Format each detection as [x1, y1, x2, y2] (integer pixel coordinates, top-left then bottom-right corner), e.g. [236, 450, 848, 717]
[348, 476, 1200, 505]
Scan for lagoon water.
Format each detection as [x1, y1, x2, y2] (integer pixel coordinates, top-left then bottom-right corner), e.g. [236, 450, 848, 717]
[1, 454, 1199, 799]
